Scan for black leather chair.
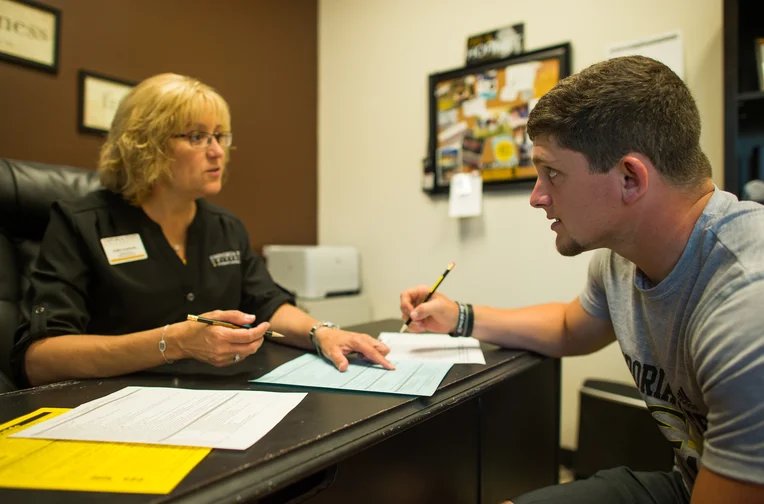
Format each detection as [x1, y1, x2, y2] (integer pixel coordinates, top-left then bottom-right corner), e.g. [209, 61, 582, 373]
[0, 158, 102, 391]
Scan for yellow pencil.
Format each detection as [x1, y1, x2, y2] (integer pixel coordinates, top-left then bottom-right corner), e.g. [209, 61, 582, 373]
[400, 261, 456, 332]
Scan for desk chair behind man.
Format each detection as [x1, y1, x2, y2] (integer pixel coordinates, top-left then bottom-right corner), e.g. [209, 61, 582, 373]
[0, 158, 101, 391]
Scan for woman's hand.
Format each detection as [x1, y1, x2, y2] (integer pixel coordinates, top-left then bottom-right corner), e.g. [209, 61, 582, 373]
[314, 328, 394, 372]
[399, 285, 459, 334]
[168, 310, 269, 366]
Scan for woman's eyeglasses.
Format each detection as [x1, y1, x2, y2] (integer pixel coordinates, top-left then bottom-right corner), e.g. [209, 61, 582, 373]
[173, 131, 233, 149]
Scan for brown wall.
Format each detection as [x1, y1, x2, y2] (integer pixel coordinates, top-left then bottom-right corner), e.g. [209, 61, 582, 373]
[0, 0, 318, 251]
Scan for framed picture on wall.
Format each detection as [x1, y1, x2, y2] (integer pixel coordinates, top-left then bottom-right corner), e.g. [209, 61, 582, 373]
[756, 38, 764, 92]
[0, 0, 61, 73]
[78, 70, 136, 135]
[425, 43, 571, 194]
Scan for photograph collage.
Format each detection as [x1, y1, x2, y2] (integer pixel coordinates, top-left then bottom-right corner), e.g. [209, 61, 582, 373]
[433, 55, 563, 190]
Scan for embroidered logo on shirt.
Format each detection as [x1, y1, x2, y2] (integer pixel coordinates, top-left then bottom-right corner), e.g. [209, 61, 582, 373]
[209, 250, 241, 267]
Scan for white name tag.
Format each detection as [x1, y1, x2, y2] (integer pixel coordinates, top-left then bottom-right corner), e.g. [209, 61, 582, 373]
[100, 233, 148, 265]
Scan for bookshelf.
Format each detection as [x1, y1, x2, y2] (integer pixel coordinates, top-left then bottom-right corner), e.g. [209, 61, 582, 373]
[724, 0, 764, 196]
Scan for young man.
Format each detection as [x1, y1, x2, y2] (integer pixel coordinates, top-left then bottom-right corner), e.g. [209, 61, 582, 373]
[400, 56, 764, 504]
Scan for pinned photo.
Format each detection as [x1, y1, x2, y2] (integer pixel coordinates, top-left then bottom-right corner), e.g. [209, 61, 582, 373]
[509, 103, 529, 127]
[477, 71, 498, 99]
[438, 108, 459, 128]
[462, 134, 485, 170]
[437, 145, 463, 181]
[486, 135, 518, 169]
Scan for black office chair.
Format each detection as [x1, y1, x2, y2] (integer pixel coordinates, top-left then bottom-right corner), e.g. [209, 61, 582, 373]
[574, 379, 674, 479]
[0, 158, 102, 391]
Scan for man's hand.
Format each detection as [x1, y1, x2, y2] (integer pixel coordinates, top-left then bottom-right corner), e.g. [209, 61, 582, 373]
[399, 285, 459, 333]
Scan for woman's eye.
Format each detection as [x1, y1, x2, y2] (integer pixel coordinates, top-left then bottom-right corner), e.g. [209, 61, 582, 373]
[189, 132, 204, 143]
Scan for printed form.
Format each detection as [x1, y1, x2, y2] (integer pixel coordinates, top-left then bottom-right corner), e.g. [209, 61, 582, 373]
[379, 332, 486, 365]
[11, 386, 306, 450]
[0, 408, 209, 494]
[252, 354, 452, 396]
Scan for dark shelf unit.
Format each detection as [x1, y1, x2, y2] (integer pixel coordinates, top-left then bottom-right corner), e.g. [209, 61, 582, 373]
[724, 0, 764, 197]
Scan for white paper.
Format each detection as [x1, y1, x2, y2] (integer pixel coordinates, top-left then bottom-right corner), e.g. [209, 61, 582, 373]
[449, 172, 483, 218]
[606, 31, 684, 80]
[379, 332, 486, 365]
[462, 97, 488, 118]
[438, 121, 468, 145]
[500, 62, 540, 102]
[11, 386, 306, 451]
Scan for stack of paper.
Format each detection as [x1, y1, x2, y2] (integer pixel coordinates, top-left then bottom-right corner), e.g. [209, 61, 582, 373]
[11, 386, 306, 450]
[378, 332, 486, 365]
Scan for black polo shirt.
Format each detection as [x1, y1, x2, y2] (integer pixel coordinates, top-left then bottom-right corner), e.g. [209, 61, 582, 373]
[12, 189, 294, 385]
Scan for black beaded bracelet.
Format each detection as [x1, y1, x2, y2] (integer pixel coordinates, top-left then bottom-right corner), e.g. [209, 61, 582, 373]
[449, 302, 475, 337]
[465, 303, 474, 337]
[450, 302, 467, 337]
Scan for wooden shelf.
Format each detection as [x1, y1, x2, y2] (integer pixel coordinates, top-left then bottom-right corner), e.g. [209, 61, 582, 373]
[724, 0, 764, 196]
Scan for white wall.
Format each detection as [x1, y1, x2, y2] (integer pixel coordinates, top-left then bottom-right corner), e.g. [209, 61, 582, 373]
[318, 0, 723, 449]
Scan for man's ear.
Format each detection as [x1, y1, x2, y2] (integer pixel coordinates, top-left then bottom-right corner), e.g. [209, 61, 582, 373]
[617, 154, 649, 204]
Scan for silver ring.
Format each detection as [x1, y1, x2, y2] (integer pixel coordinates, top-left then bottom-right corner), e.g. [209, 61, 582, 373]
[233, 353, 240, 362]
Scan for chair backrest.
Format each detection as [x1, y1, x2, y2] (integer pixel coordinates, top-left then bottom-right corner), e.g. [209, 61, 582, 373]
[0, 158, 102, 391]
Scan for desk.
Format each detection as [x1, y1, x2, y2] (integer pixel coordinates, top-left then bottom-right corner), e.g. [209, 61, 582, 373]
[0, 319, 560, 503]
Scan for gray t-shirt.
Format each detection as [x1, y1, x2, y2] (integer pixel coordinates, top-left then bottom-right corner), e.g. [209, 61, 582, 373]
[579, 187, 764, 494]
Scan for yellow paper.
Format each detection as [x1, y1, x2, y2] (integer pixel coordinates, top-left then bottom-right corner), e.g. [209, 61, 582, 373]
[0, 408, 211, 494]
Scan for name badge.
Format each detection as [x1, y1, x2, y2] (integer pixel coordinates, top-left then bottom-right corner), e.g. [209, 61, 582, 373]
[100, 233, 148, 265]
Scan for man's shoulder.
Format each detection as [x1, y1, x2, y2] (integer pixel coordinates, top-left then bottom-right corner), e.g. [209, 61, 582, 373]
[703, 195, 764, 268]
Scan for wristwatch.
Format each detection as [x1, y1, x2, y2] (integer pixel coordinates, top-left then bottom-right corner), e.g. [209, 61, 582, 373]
[309, 321, 340, 357]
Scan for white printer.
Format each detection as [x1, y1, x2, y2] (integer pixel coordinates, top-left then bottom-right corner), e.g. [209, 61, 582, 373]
[262, 245, 361, 299]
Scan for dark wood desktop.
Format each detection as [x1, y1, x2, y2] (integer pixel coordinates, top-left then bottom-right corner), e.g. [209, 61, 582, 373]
[0, 319, 560, 503]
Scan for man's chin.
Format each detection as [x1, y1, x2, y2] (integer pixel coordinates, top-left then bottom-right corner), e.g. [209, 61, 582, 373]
[555, 237, 586, 257]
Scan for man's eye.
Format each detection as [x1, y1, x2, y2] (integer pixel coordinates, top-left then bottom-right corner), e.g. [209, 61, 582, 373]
[548, 168, 558, 179]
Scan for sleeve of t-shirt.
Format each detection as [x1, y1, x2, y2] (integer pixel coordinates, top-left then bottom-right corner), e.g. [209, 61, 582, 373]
[11, 202, 92, 387]
[691, 278, 764, 485]
[237, 226, 295, 322]
[578, 249, 611, 320]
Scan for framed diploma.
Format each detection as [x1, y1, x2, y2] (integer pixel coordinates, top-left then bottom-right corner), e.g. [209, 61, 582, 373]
[78, 70, 136, 135]
[0, 0, 60, 73]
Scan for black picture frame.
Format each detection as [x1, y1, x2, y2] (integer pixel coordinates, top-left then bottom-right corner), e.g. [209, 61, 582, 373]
[756, 38, 764, 92]
[426, 43, 571, 194]
[0, 0, 61, 73]
[78, 70, 137, 135]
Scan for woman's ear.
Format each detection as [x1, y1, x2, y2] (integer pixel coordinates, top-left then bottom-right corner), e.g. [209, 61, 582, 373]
[617, 154, 649, 204]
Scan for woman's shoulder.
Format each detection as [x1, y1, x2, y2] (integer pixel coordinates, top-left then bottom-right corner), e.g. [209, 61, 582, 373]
[55, 189, 123, 216]
[197, 199, 244, 226]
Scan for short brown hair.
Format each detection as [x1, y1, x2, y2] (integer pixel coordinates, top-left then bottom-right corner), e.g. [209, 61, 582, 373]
[527, 55, 711, 186]
[98, 73, 231, 204]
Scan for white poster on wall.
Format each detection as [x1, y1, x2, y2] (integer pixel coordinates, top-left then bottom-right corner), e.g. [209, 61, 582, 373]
[606, 31, 684, 80]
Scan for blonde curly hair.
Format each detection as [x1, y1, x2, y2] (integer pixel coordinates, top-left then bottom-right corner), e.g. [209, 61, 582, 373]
[98, 73, 231, 205]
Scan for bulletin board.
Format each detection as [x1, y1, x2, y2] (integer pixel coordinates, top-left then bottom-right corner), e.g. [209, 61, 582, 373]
[426, 43, 571, 194]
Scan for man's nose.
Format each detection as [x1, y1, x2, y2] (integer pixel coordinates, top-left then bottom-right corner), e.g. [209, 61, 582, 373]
[530, 177, 551, 208]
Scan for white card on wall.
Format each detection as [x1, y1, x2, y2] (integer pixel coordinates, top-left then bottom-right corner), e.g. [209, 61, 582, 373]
[448, 172, 482, 218]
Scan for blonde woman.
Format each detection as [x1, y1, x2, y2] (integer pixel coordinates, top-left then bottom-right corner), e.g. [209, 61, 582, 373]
[12, 73, 392, 388]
